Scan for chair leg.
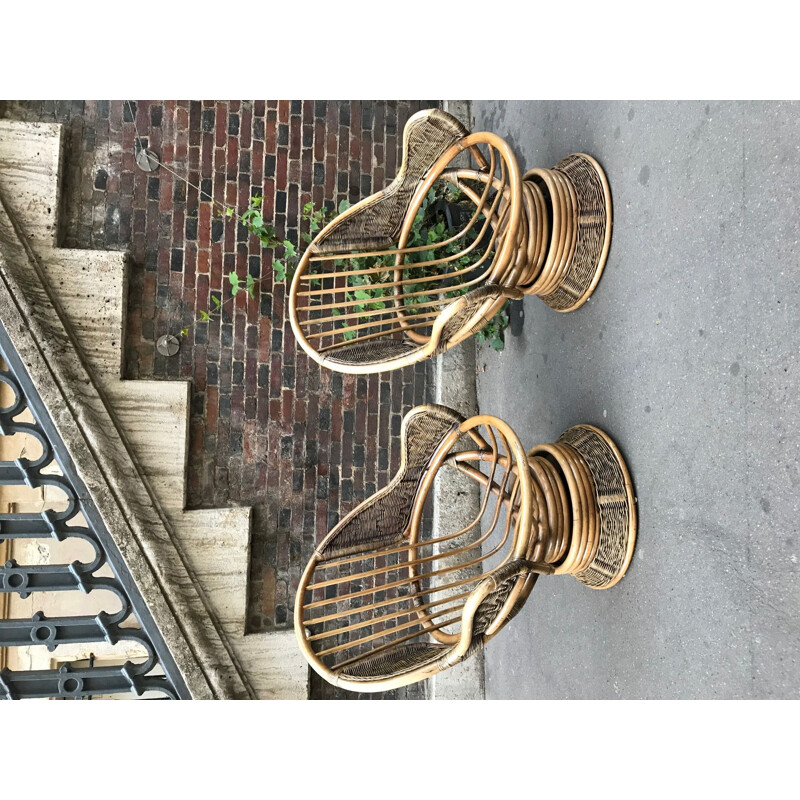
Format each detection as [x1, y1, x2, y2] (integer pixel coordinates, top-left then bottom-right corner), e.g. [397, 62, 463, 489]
[518, 153, 613, 312]
[527, 424, 636, 589]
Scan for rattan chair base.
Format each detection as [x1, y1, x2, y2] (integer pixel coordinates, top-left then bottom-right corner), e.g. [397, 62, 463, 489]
[556, 424, 636, 589]
[520, 153, 613, 312]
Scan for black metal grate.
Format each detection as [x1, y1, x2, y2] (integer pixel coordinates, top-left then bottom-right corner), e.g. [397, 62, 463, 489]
[0, 323, 186, 699]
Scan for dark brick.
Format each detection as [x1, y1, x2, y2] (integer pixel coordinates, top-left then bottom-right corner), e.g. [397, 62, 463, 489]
[314, 100, 327, 117]
[185, 217, 198, 240]
[173, 179, 186, 203]
[313, 163, 325, 186]
[228, 113, 240, 135]
[253, 118, 265, 140]
[362, 101, 373, 129]
[94, 169, 108, 190]
[232, 361, 244, 384]
[150, 105, 163, 127]
[353, 444, 365, 468]
[147, 177, 160, 200]
[316, 475, 328, 499]
[200, 178, 212, 201]
[306, 441, 318, 466]
[278, 124, 289, 146]
[202, 109, 215, 133]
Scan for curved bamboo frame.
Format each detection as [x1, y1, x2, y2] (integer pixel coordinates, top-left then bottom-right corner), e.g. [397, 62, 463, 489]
[294, 405, 637, 693]
[288, 109, 613, 375]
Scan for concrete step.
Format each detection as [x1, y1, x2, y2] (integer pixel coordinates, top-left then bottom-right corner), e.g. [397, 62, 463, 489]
[0, 117, 308, 698]
[0, 120, 62, 248]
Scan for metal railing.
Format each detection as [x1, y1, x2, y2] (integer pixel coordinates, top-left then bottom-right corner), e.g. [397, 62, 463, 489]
[0, 323, 186, 700]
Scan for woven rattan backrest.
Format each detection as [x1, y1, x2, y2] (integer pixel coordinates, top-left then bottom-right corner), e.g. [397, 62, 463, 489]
[288, 110, 523, 374]
[294, 405, 537, 692]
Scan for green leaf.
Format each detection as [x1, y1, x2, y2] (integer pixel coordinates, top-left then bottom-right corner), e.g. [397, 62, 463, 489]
[225, 207, 234, 219]
[301, 232, 312, 243]
[354, 289, 371, 301]
[228, 271, 240, 295]
[251, 195, 262, 208]
[303, 201, 314, 214]
[199, 310, 211, 322]
[274, 259, 286, 282]
[283, 240, 296, 259]
[211, 295, 221, 311]
[180, 327, 189, 337]
[246, 274, 256, 298]
[338, 199, 350, 215]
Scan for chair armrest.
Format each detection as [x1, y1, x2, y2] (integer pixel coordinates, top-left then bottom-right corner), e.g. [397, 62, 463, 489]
[447, 558, 539, 664]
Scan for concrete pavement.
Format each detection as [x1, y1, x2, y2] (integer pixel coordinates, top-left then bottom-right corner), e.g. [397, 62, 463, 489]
[471, 100, 800, 699]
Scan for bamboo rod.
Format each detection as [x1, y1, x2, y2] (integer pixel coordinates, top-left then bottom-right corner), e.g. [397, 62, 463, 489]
[313, 604, 464, 655]
[332, 616, 462, 670]
[304, 310, 441, 341]
[306, 590, 473, 637]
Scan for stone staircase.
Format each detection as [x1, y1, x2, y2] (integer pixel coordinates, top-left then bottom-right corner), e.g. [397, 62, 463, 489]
[0, 119, 307, 698]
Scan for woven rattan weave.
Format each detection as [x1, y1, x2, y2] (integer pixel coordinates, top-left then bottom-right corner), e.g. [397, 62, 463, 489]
[288, 109, 613, 374]
[294, 405, 636, 692]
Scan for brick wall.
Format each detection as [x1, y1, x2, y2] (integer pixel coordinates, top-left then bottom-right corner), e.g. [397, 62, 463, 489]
[0, 100, 439, 699]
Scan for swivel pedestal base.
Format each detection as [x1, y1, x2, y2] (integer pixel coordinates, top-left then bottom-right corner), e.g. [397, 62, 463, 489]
[527, 424, 636, 589]
[517, 153, 613, 313]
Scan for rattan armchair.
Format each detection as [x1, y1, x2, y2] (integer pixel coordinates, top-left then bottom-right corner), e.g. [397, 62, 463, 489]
[288, 109, 612, 374]
[294, 404, 636, 692]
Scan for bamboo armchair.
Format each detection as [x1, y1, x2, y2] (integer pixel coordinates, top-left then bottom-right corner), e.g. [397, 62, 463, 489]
[295, 404, 636, 693]
[288, 108, 612, 374]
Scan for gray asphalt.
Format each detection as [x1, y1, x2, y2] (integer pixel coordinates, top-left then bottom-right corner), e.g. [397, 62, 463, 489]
[472, 100, 800, 699]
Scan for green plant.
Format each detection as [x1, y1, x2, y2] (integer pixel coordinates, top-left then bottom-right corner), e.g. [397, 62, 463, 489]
[186, 184, 509, 351]
[321, 183, 510, 350]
